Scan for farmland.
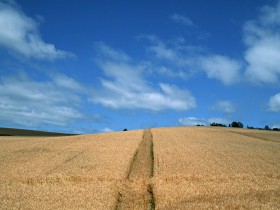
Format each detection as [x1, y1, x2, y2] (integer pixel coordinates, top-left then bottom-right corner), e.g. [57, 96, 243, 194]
[153, 127, 280, 209]
[0, 127, 280, 209]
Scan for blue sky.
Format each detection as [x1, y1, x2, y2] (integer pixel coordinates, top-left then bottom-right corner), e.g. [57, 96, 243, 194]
[0, 0, 280, 133]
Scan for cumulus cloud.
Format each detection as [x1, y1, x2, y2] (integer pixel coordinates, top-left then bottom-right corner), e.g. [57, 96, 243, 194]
[244, 0, 280, 84]
[167, 1, 280, 85]
[0, 72, 84, 127]
[199, 55, 241, 85]
[91, 43, 196, 111]
[179, 117, 230, 126]
[210, 100, 236, 113]
[171, 13, 194, 26]
[145, 36, 241, 85]
[268, 93, 280, 112]
[0, 1, 73, 59]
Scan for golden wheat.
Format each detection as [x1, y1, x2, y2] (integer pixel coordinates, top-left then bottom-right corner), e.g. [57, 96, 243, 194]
[1, 127, 280, 209]
[152, 126, 280, 209]
[0, 130, 143, 209]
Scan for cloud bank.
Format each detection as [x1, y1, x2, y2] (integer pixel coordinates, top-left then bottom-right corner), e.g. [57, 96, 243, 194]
[0, 73, 83, 127]
[91, 42, 196, 111]
[268, 93, 280, 112]
[199, 55, 241, 85]
[179, 117, 230, 126]
[159, 1, 280, 86]
[145, 36, 242, 85]
[244, 1, 280, 84]
[0, 1, 73, 59]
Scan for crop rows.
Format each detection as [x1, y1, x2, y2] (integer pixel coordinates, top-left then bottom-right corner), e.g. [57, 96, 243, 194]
[0, 126, 280, 209]
[0, 130, 143, 209]
[152, 126, 280, 209]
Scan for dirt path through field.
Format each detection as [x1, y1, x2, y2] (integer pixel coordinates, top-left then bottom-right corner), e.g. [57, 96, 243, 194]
[226, 129, 280, 143]
[115, 129, 155, 210]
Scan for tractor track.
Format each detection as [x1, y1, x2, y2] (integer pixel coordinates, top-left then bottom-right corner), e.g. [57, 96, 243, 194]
[225, 130, 280, 143]
[115, 129, 155, 210]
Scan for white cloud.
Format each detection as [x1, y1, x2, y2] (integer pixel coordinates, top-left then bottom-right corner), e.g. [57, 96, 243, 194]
[199, 55, 242, 85]
[0, 1, 73, 60]
[207, 117, 230, 125]
[178, 117, 207, 126]
[171, 13, 194, 26]
[145, 36, 241, 85]
[167, 1, 280, 85]
[95, 42, 131, 62]
[0, 72, 83, 127]
[51, 73, 85, 92]
[157, 66, 186, 78]
[148, 40, 178, 60]
[100, 127, 114, 133]
[210, 100, 236, 113]
[145, 36, 194, 66]
[244, 37, 280, 84]
[244, 0, 280, 84]
[91, 43, 196, 111]
[259, 2, 280, 26]
[179, 117, 230, 126]
[151, 2, 280, 86]
[268, 93, 280, 112]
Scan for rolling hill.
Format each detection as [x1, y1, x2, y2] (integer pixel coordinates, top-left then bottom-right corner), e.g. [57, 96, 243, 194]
[0, 126, 279, 209]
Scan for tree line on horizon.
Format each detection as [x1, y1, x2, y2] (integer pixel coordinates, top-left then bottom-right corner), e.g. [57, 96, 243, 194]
[196, 121, 280, 131]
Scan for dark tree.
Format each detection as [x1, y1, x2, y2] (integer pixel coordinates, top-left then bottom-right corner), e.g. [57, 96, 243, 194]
[239, 122, 244, 128]
[210, 122, 227, 127]
[264, 125, 270, 130]
[123, 128, 128, 131]
[231, 121, 238, 127]
[247, 125, 255, 129]
[231, 121, 243, 128]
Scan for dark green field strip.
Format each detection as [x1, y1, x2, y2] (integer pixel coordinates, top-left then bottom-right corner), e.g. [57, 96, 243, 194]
[0, 127, 76, 136]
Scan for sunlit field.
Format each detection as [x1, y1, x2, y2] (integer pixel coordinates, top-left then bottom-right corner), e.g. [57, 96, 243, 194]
[152, 127, 280, 209]
[0, 127, 279, 209]
[0, 130, 143, 209]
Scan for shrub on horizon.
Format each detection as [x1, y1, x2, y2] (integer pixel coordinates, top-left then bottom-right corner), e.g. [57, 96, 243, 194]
[231, 121, 243, 128]
[210, 122, 227, 127]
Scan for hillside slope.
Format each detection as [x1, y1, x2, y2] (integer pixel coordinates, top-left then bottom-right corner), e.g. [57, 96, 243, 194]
[152, 126, 280, 209]
[0, 127, 279, 209]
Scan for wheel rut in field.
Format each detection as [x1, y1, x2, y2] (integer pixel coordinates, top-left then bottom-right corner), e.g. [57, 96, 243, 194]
[115, 129, 155, 210]
[225, 130, 280, 143]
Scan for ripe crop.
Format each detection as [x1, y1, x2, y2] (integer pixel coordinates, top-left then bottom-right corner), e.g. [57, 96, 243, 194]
[0, 130, 143, 209]
[0, 127, 279, 209]
[152, 127, 280, 209]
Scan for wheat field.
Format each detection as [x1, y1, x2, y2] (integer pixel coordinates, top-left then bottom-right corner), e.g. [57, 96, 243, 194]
[152, 127, 280, 209]
[0, 126, 280, 209]
[0, 130, 143, 209]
